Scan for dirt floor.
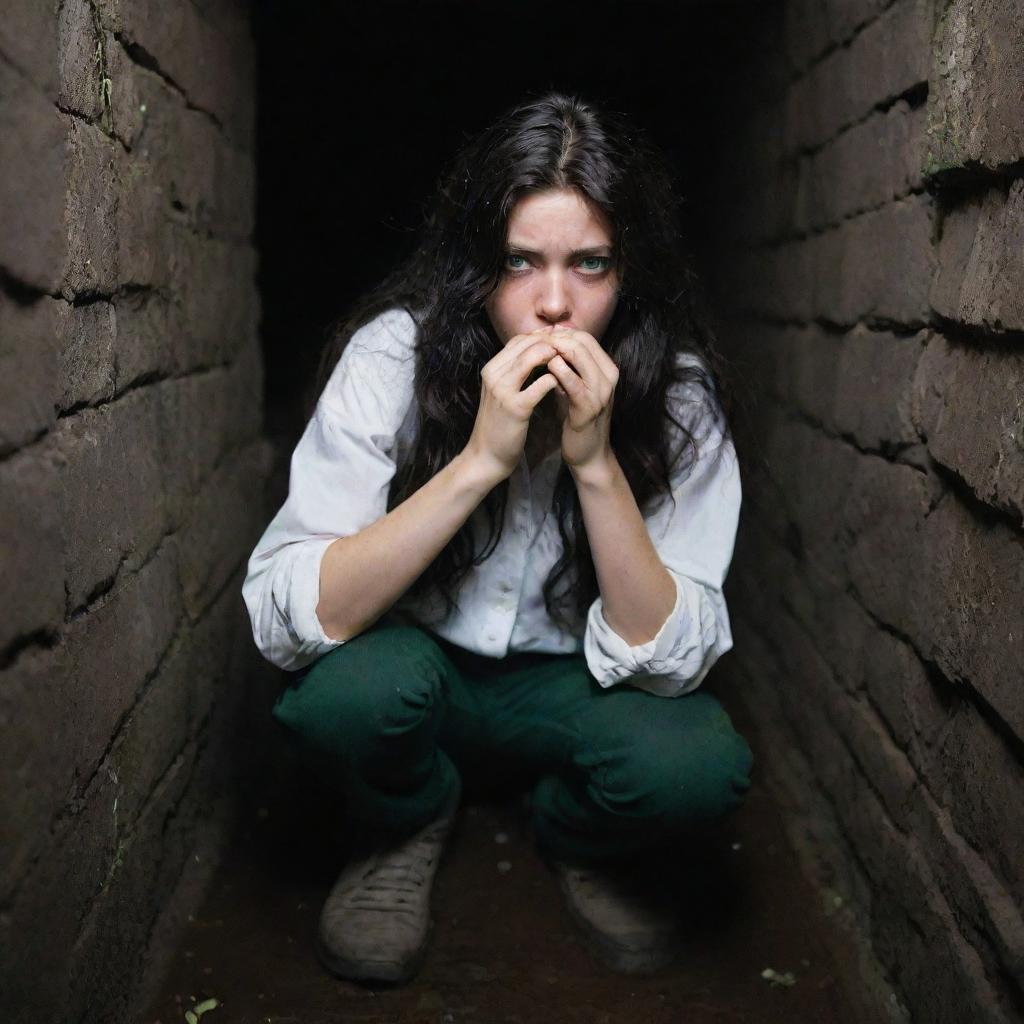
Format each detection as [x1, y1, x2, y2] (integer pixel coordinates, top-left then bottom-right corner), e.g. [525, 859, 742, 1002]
[143, 699, 880, 1024]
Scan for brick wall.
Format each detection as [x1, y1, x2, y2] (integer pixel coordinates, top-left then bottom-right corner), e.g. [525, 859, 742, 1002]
[708, 1, 1024, 1021]
[0, 3, 275, 1021]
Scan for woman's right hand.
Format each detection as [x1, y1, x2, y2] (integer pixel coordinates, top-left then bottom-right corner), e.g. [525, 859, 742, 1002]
[462, 329, 561, 483]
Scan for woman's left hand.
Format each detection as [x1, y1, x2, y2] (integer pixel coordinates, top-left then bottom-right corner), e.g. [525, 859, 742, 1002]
[545, 326, 620, 474]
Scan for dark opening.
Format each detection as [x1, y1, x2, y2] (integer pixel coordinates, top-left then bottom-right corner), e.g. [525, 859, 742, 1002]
[255, 0, 754, 453]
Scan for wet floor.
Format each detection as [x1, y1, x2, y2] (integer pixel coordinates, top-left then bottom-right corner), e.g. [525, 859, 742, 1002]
[144, 700, 878, 1024]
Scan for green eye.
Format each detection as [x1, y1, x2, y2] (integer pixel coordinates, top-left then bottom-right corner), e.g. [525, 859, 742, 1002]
[506, 254, 528, 270]
[579, 257, 610, 272]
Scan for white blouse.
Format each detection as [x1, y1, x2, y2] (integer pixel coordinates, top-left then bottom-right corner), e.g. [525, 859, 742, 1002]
[241, 308, 742, 698]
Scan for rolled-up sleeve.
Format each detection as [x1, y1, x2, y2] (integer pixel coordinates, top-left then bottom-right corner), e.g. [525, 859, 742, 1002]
[241, 308, 417, 672]
[582, 388, 741, 698]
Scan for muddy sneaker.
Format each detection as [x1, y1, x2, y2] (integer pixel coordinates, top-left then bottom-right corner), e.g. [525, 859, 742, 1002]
[315, 784, 461, 985]
[553, 860, 681, 975]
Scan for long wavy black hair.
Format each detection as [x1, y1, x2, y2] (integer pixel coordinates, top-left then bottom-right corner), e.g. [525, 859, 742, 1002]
[307, 90, 736, 633]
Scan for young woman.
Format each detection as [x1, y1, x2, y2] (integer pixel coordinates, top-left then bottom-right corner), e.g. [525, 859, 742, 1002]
[242, 91, 753, 985]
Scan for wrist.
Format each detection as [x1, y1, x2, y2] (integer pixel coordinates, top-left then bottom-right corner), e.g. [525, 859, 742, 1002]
[451, 448, 508, 495]
[568, 450, 620, 491]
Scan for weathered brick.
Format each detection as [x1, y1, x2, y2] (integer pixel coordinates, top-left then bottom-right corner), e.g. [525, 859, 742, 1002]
[837, 689, 922, 833]
[830, 328, 925, 448]
[0, 0, 58, 100]
[57, 0, 106, 123]
[8, 7, 263, 1023]
[795, 100, 927, 232]
[61, 93, 257, 302]
[811, 194, 935, 325]
[56, 388, 170, 611]
[62, 538, 183, 795]
[101, 554, 242, 838]
[760, 417, 864, 578]
[0, 757, 120, 1022]
[927, 0, 1024, 174]
[115, 146, 176, 288]
[845, 459, 1024, 741]
[62, 114, 121, 297]
[68, 740, 204, 1023]
[0, 732, 197, 1023]
[740, 505, 952, 763]
[771, 601, 924, 829]
[783, 0, 896, 77]
[781, 0, 835, 77]
[0, 644, 74, 902]
[0, 61, 65, 294]
[115, 288, 182, 387]
[189, 0, 253, 41]
[861, 624, 947, 751]
[931, 179, 1024, 333]
[92, 0, 255, 149]
[909, 789, 1024, 982]
[752, 323, 926, 450]
[62, 118, 185, 299]
[0, 294, 60, 454]
[101, 638, 192, 831]
[105, 35, 255, 241]
[173, 234, 259, 369]
[737, 196, 934, 326]
[57, 297, 118, 410]
[741, 509, 1024, 916]
[155, 347, 264, 531]
[794, 557, 878, 699]
[784, 0, 931, 154]
[851, 803, 1018, 1024]
[177, 438, 266, 620]
[0, 446, 64, 652]
[913, 332, 1024, 520]
[923, 709, 1024, 909]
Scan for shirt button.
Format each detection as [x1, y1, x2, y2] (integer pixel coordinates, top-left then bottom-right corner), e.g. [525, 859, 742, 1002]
[486, 632, 497, 642]
[500, 582, 513, 594]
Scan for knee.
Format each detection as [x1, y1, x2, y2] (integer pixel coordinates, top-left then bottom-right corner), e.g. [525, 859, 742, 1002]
[587, 714, 754, 828]
[272, 625, 447, 754]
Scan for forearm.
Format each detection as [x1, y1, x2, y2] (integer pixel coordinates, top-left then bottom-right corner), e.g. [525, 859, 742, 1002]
[571, 454, 677, 646]
[316, 452, 502, 642]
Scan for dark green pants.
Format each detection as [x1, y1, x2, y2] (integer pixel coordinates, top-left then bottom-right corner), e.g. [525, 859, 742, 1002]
[272, 613, 754, 867]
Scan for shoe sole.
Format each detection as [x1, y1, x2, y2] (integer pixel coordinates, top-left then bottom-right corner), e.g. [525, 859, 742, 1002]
[556, 876, 680, 976]
[313, 783, 462, 986]
[313, 916, 434, 986]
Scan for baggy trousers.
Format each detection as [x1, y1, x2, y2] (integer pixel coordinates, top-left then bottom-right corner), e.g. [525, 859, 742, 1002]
[271, 612, 755, 867]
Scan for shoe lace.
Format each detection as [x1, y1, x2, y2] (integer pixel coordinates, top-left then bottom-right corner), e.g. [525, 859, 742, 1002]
[342, 817, 451, 912]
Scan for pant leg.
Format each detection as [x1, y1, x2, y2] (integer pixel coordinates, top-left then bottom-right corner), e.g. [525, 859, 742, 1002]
[271, 614, 487, 841]
[477, 653, 755, 867]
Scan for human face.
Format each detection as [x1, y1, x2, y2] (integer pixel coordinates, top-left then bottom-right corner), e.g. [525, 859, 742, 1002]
[485, 187, 619, 347]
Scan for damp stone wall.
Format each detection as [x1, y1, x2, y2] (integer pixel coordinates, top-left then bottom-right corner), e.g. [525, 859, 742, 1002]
[0, 3, 276, 1022]
[707, 1, 1024, 1021]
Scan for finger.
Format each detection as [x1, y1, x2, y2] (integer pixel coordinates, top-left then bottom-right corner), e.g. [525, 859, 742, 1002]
[520, 370, 560, 408]
[489, 328, 554, 376]
[505, 340, 557, 391]
[549, 334, 607, 393]
[553, 328, 619, 384]
[547, 354, 589, 405]
[485, 338, 551, 392]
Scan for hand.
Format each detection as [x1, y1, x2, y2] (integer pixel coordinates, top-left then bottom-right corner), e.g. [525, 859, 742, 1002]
[463, 329, 561, 483]
[544, 326, 620, 474]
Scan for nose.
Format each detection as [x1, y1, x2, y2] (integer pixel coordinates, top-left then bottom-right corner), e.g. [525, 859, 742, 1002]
[536, 267, 572, 326]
